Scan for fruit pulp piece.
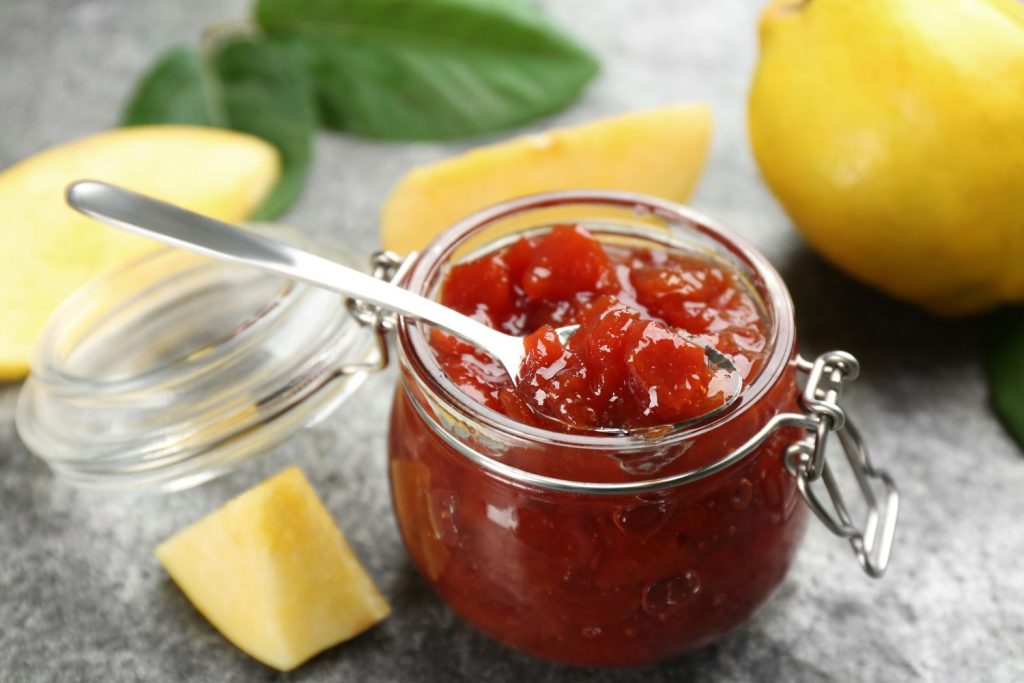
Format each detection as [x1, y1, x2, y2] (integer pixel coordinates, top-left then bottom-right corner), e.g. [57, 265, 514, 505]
[0, 125, 280, 379]
[630, 259, 730, 332]
[441, 252, 514, 322]
[389, 459, 452, 582]
[624, 319, 715, 424]
[155, 467, 390, 671]
[521, 224, 615, 301]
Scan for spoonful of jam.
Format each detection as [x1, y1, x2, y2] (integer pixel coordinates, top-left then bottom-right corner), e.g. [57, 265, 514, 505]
[66, 181, 741, 433]
[429, 223, 749, 433]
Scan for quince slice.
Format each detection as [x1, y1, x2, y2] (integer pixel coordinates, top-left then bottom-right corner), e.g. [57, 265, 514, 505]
[0, 125, 279, 380]
[380, 104, 712, 255]
[156, 467, 390, 671]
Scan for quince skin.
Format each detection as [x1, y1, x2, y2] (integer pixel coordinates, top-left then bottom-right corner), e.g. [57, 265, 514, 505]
[750, 0, 1024, 314]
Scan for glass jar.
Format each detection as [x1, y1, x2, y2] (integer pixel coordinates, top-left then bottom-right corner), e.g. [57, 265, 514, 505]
[386, 192, 899, 666]
[16, 191, 898, 667]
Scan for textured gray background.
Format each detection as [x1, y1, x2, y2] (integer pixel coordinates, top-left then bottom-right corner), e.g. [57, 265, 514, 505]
[1, 1, 1022, 681]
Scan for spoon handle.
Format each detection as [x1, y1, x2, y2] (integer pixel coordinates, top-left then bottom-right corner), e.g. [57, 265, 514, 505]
[66, 181, 520, 372]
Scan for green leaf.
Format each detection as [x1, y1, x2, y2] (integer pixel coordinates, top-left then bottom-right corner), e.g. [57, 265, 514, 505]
[254, 0, 599, 139]
[121, 48, 219, 127]
[122, 38, 316, 219]
[984, 307, 1024, 451]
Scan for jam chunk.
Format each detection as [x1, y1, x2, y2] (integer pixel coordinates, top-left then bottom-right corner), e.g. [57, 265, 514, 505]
[517, 301, 719, 429]
[521, 224, 615, 301]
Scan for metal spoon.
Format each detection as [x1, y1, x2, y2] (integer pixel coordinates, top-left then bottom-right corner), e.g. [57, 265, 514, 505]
[66, 180, 741, 429]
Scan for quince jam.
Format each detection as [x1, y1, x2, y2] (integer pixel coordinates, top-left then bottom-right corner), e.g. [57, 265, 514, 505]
[433, 224, 766, 430]
[388, 224, 806, 666]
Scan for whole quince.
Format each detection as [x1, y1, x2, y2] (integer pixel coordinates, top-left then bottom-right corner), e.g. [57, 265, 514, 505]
[749, 0, 1024, 315]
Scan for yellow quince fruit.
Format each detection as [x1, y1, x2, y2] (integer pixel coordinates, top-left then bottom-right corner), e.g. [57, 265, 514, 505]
[0, 125, 279, 379]
[749, 0, 1024, 315]
[381, 104, 712, 255]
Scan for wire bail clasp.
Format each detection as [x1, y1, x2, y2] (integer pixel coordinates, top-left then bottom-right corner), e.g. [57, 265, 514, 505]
[339, 250, 413, 376]
[786, 352, 900, 578]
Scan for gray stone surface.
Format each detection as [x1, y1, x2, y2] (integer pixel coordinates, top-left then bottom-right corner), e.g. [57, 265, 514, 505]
[1, 0, 1022, 681]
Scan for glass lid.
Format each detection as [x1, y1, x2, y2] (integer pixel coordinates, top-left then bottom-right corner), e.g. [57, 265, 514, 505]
[15, 228, 379, 493]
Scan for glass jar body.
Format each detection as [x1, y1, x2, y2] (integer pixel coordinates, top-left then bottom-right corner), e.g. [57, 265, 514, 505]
[388, 364, 806, 666]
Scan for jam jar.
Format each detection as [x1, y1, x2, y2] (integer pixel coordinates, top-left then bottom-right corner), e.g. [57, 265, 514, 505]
[16, 191, 899, 667]
[385, 191, 899, 666]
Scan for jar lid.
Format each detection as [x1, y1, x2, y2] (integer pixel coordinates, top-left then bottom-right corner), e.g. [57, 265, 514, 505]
[15, 229, 379, 492]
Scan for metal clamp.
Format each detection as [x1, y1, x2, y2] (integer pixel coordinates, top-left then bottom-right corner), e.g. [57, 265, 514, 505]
[338, 250, 412, 376]
[786, 352, 900, 578]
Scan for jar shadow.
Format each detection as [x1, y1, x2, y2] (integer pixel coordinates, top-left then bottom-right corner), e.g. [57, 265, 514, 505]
[777, 245, 983, 376]
[150, 575, 276, 679]
[377, 560, 822, 680]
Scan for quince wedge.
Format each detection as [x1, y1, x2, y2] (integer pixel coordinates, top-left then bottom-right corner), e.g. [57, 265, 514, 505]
[156, 467, 390, 671]
[381, 104, 712, 255]
[0, 125, 279, 380]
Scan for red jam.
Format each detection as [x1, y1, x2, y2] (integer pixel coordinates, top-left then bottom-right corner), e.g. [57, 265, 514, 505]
[517, 304, 720, 429]
[389, 224, 806, 666]
[433, 224, 767, 430]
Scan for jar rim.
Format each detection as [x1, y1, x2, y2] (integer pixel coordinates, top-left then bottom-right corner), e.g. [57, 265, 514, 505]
[395, 191, 798, 485]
